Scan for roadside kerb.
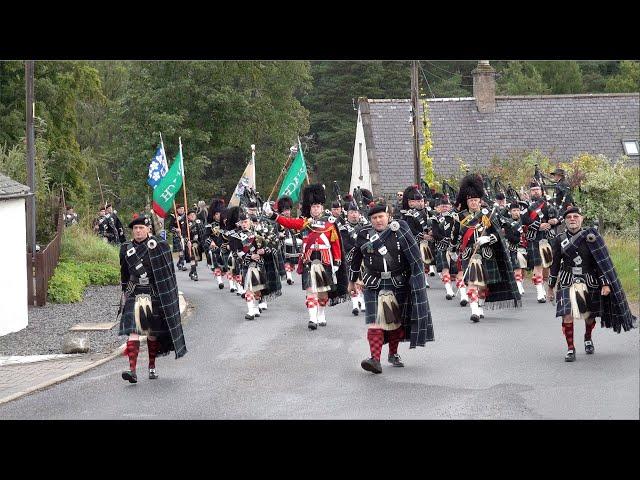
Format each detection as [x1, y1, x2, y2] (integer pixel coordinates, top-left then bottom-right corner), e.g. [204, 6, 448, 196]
[0, 292, 188, 406]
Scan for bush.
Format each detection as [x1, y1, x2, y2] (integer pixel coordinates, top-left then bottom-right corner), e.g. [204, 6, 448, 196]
[48, 224, 121, 303]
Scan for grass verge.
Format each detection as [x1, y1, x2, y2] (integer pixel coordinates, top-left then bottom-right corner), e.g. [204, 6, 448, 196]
[604, 232, 639, 304]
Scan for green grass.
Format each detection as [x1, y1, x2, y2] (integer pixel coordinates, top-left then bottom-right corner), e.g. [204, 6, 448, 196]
[605, 233, 639, 303]
[48, 225, 121, 303]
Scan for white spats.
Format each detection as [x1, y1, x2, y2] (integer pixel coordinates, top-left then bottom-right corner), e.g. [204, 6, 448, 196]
[444, 282, 454, 297]
[535, 282, 546, 301]
[259, 301, 267, 310]
[516, 280, 525, 295]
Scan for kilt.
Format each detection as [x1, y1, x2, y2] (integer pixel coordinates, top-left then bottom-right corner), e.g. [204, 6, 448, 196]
[435, 250, 458, 274]
[461, 255, 501, 284]
[172, 234, 182, 253]
[301, 262, 335, 292]
[508, 250, 526, 271]
[363, 279, 409, 325]
[555, 285, 602, 319]
[119, 286, 168, 337]
[526, 240, 542, 269]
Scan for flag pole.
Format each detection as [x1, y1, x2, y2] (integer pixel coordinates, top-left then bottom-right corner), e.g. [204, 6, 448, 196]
[268, 148, 295, 202]
[299, 137, 311, 185]
[96, 165, 105, 207]
[179, 137, 192, 257]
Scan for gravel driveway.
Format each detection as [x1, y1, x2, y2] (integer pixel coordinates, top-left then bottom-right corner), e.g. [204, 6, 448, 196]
[0, 285, 124, 356]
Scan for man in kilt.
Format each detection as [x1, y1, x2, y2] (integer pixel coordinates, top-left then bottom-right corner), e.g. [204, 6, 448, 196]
[221, 206, 244, 295]
[340, 199, 367, 316]
[547, 206, 637, 362]
[348, 199, 434, 374]
[106, 204, 126, 244]
[229, 210, 282, 320]
[263, 184, 349, 330]
[94, 206, 119, 245]
[523, 181, 559, 302]
[118, 214, 187, 383]
[431, 195, 458, 300]
[451, 175, 522, 323]
[502, 202, 528, 296]
[275, 196, 302, 285]
[400, 185, 435, 287]
[205, 198, 227, 289]
[168, 204, 188, 271]
[184, 209, 206, 281]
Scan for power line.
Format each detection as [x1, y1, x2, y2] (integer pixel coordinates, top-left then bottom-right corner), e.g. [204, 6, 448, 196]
[417, 62, 435, 98]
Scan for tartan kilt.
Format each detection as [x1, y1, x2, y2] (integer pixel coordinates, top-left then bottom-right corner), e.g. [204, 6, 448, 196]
[301, 262, 335, 291]
[363, 279, 412, 342]
[435, 250, 458, 274]
[526, 240, 543, 269]
[461, 255, 501, 284]
[508, 250, 522, 271]
[172, 234, 182, 253]
[118, 287, 173, 354]
[261, 253, 283, 302]
[220, 248, 231, 272]
[555, 285, 602, 319]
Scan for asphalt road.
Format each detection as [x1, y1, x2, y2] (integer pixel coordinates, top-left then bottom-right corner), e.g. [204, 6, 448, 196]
[1, 266, 637, 419]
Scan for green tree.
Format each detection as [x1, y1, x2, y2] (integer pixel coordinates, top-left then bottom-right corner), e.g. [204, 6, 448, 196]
[534, 61, 584, 94]
[605, 60, 640, 92]
[496, 61, 551, 95]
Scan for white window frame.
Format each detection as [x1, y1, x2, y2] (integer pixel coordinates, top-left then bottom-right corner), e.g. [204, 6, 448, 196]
[621, 139, 639, 156]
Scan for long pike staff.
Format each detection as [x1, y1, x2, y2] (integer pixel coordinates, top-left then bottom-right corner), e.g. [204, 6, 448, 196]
[96, 166, 105, 207]
[179, 137, 192, 257]
[268, 145, 296, 202]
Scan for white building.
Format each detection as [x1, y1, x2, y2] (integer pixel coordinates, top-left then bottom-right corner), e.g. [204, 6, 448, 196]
[0, 174, 31, 336]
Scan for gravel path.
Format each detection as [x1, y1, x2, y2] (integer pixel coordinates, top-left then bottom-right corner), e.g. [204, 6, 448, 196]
[0, 285, 124, 356]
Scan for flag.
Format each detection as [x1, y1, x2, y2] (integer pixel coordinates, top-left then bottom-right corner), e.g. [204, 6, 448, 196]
[147, 145, 169, 188]
[152, 150, 183, 218]
[228, 153, 256, 208]
[278, 141, 307, 203]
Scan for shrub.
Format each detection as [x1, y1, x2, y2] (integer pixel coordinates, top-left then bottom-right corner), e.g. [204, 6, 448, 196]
[47, 261, 86, 303]
[84, 262, 121, 285]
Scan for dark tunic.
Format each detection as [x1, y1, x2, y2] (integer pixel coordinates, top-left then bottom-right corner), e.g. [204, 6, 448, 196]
[522, 197, 557, 269]
[431, 212, 458, 273]
[118, 236, 187, 358]
[349, 220, 434, 348]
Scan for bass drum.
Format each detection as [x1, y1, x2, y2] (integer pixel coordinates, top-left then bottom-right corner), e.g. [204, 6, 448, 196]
[283, 236, 303, 259]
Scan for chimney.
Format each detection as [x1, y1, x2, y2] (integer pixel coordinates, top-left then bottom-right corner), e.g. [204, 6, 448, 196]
[472, 60, 496, 113]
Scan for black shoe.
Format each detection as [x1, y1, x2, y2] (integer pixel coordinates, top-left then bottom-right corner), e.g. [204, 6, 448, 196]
[460, 299, 468, 307]
[287, 279, 293, 285]
[446, 294, 453, 300]
[429, 271, 435, 277]
[470, 314, 480, 323]
[425, 283, 430, 288]
[218, 283, 224, 289]
[537, 297, 546, 303]
[388, 354, 404, 367]
[245, 313, 255, 320]
[122, 370, 137, 383]
[565, 349, 576, 362]
[352, 308, 359, 316]
[361, 357, 382, 374]
[308, 321, 317, 330]
[584, 340, 595, 354]
[230, 288, 236, 293]
[191, 273, 198, 281]
[254, 312, 260, 317]
[148, 368, 158, 380]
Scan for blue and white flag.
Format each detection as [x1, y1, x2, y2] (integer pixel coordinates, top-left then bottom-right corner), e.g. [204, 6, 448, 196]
[147, 145, 169, 188]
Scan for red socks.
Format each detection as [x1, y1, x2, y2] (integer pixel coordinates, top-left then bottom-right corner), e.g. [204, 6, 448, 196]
[387, 328, 405, 356]
[317, 297, 328, 307]
[467, 288, 479, 303]
[442, 273, 451, 284]
[147, 338, 160, 369]
[585, 321, 596, 341]
[367, 329, 384, 361]
[562, 323, 575, 350]
[124, 339, 140, 371]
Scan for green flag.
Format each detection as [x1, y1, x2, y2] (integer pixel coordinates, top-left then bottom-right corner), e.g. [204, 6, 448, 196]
[278, 144, 307, 203]
[152, 150, 183, 218]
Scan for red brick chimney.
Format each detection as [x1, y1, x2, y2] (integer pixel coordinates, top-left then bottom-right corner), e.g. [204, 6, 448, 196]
[472, 60, 496, 113]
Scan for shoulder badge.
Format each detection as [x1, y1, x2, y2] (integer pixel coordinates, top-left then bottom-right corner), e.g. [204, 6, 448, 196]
[126, 247, 136, 257]
[481, 208, 489, 215]
[196, 219, 201, 224]
[327, 216, 336, 224]
[148, 238, 157, 249]
[389, 221, 400, 232]
[586, 233, 596, 243]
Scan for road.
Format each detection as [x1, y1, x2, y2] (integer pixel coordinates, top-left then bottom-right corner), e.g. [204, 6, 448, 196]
[1, 266, 637, 419]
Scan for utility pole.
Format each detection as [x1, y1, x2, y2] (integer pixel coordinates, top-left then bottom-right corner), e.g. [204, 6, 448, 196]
[25, 60, 36, 256]
[410, 60, 421, 185]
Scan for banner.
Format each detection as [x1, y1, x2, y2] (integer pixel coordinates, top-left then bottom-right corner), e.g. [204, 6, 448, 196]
[152, 149, 183, 218]
[278, 142, 307, 203]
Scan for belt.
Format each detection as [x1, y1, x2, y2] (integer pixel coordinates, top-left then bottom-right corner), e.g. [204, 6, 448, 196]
[363, 266, 407, 281]
[129, 276, 150, 286]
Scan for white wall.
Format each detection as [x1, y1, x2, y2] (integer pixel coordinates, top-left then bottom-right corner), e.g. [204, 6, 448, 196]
[0, 198, 28, 336]
[349, 108, 372, 194]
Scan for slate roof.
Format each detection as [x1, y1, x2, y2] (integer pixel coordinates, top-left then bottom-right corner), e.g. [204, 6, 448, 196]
[363, 93, 640, 197]
[0, 173, 31, 199]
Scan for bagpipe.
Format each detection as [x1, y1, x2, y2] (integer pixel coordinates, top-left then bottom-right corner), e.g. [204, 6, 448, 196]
[442, 180, 457, 202]
[333, 181, 342, 206]
[533, 164, 557, 202]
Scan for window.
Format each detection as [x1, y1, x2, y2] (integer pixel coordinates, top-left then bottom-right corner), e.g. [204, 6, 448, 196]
[622, 140, 639, 156]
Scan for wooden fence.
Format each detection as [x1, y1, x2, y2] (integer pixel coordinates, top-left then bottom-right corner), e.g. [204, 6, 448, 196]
[26, 200, 64, 307]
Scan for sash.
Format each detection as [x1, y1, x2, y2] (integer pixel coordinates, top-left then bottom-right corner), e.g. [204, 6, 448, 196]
[124, 241, 151, 283]
[558, 229, 589, 259]
[405, 209, 431, 232]
[528, 199, 546, 221]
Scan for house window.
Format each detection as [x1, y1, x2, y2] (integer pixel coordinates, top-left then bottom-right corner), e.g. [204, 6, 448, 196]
[358, 142, 363, 180]
[622, 140, 639, 156]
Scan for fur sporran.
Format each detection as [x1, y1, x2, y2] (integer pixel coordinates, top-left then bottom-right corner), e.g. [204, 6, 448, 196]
[134, 294, 153, 335]
[310, 259, 332, 293]
[539, 239, 553, 268]
[467, 253, 487, 287]
[516, 248, 528, 269]
[376, 290, 402, 330]
[420, 241, 435, 265]
[247, 264, 265, 292]
[569, 281, 590, 320]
